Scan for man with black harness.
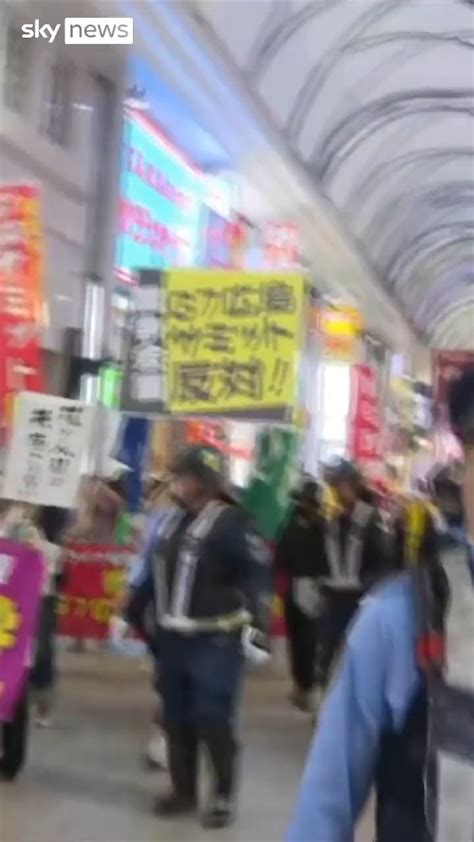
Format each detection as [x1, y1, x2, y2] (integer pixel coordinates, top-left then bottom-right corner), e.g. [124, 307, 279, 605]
[153, 446, 270, 830]
[287, 373, 474, 841]
[318, 459, 389, 687]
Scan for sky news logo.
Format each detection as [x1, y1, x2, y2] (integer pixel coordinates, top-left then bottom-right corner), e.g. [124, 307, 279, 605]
[21, 18, 134, 45]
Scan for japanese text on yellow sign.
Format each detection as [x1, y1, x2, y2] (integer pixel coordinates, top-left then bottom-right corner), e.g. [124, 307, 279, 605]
[166, 270, 305, 414]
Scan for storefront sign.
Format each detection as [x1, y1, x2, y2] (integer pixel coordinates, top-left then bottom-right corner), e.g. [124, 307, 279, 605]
[3, 393, 93, 508]
[115, 109, 202, 283]
[0, 184, 45, 426]
[349, 364, 383, 462]
[187, 420, 255, 460]
[202, 208, 236, 268]
[264, 221, 298, 268]
[317, 305, 363, 362]
[186, 419, 225, 448]
[166, 270, 305, 417]
[57, 543, 131, 640]
[0, 539, 43, 721]
[203, 174, 236, 220]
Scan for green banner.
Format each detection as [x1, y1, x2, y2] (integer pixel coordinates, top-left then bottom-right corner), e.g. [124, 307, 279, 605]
[243, 427, 299, 540]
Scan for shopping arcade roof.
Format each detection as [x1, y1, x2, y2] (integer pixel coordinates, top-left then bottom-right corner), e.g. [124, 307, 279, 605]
[186, 0, 474, 349]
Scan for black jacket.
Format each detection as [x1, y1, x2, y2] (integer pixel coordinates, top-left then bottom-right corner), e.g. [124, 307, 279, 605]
[337, 507, 390, 588]
[275, 510, 328, 580]
[157, 503, 271, 634]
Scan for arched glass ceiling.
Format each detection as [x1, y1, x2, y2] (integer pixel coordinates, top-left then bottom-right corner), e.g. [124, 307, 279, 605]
[190, 0, 474, 347]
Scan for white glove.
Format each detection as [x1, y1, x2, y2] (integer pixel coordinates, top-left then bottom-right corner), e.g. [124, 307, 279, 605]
[109, 615, 129, 644]
[242, 627, 271, 666]
[109, 615, 147, 658]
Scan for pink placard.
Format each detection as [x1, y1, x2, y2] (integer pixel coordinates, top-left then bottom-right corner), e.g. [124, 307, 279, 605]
[0, 539, 43, 721]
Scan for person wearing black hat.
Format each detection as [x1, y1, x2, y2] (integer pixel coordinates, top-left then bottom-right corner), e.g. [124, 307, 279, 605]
[153, 445, 270, 829]
[275, 479, 328, 712]
[319, 458, 390, 686]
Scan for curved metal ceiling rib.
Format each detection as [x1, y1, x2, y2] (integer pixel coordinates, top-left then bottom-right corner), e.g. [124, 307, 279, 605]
[248, 0, 342, 80]
[286, 0, 401, 141]
[363, 182, 474, 258]
[315, 90, 474, 181]
[344, 148, 474, 218]
[423, 273, 474, 324]
[430, 293, 474, 346]
[184, 0, 474, 347]
[398, 242, 474, 318]
[386, 224, 474, 287]
[289, 30, 474, 142]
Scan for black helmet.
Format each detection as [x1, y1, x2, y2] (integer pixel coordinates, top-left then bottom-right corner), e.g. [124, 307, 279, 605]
[292, 477, 320, 505]
[172, 445, 224, 486]
[328, 458, 362, 487]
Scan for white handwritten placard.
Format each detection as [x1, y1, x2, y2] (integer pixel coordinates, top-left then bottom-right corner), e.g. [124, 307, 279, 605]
[4, 392, 93, 508]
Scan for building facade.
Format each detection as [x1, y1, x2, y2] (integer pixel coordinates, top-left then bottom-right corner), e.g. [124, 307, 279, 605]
[0, 1, 127, 391]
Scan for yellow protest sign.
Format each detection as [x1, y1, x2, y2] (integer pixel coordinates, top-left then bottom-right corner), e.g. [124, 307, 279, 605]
[165, 270, 305, 416]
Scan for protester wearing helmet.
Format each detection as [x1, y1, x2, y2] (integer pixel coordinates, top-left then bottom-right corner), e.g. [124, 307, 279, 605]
[318, 458, 390, 686]
[151, 446, 271, 829]
[287, 370, 474, 842]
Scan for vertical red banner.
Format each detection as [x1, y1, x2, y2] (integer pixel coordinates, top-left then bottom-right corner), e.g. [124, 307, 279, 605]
[0, 184, 45, 430]
[349, 364, 383, 463]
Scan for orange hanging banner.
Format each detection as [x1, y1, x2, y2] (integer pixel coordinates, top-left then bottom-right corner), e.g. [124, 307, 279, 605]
[0, 184, 45, 429]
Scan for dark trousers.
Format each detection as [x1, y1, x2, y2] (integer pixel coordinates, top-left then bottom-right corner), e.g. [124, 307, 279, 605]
[319, 597, 360, 687]
[1, 690, 29, 780]
[285, 597, 318, 693]
[160, 630, 243, 801]
[31, 596, 56, 692]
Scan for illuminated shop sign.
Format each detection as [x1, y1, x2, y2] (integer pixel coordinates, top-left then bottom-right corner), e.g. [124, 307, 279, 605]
[115, 109, 203, 283]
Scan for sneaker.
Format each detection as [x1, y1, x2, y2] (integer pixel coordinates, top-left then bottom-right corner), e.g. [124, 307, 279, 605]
[201, 798, 234, 830]
[155, 792, 195, 817]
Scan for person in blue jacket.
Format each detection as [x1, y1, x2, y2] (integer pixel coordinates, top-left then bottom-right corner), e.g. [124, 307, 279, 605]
[287, 368, 474, 842]
[287, 569, 429, 842]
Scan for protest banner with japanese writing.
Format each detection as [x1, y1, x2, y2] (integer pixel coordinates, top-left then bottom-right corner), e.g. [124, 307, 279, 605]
[0, 539, 43, 721]
[121, 269, 166, 414]
[0, 184, 45, 429]
[3, 393, 93, 508]
[57, 543, 131, 640]
[166, 270, 305, 418]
